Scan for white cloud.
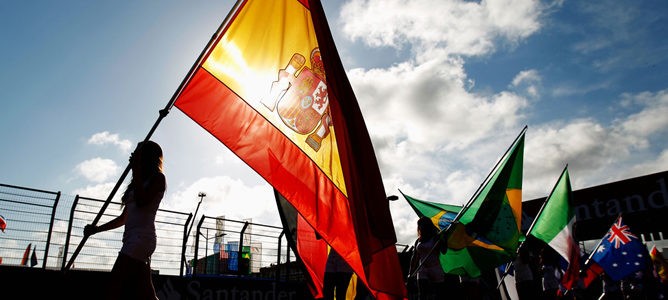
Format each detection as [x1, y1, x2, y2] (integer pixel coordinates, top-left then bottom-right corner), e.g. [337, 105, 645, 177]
[161, 176, 277, 226]
[551, 81, 611, 97]
[88, 131, 133, 153]
[76, 158, 120, 183]
[630, 150, 668, 176]
[522, 89, 668, 198]
[72, 182, 117, 199]
[336, 0, 537, 227]
[617, 90, 668, 139]
[350, 57, 528, 153]
[346, 55, 529, 210]
[335, 0, 542, 215]
[509, 69, 542, 98]
[511, 69, 541, 86]
[340, 0, 544, 58]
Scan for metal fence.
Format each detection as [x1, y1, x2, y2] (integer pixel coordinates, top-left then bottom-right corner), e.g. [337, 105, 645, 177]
[0, 183, 61, 268]
[0, 182, 415, 282]
[0, 183, 297, 278]
[189, 215, 291, 279]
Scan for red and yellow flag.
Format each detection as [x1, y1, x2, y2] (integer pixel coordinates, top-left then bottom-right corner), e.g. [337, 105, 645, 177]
[651, 246, 668, 283]
[174, 0, 405, 298]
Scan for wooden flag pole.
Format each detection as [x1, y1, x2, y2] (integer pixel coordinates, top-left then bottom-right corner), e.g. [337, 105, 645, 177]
[408, 126, 527, 279]
[64, 0, 243, 271]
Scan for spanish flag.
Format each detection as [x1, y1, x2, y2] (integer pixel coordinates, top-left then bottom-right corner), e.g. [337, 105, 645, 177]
[275, 189, 328, 298]
[174, 0, 405, 298]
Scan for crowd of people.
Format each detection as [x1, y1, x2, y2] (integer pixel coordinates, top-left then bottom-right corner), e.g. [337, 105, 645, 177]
[402, 217, 667, 300]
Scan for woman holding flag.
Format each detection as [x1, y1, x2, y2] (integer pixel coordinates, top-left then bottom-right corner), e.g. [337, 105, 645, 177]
[84, 140, 166, 300]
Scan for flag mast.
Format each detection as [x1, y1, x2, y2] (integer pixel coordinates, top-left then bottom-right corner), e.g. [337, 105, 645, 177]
[524, 164, 569, 236]
[408, 125, 527, 279]
[64, 0, 244, 271]
[582, 214, 620, 266]
[496, 164, 569, 287]
[454, 125, 527, 222]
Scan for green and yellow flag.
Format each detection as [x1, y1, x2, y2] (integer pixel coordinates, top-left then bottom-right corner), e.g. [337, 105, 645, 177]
[402, 192, 461, 230]
[445, 130, 524, 277]
[404, 129, 525, 278]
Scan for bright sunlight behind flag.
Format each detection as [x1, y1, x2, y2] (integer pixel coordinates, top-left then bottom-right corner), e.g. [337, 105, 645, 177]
[174, 0, 405, 298]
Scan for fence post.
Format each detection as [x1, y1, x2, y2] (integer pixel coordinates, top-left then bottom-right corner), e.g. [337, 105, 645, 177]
[238, 221, 249, 278]
[61, 195, 79, 271]
[277, 230, 284, 282]
[180, 213, 193, 277]
[286, 239, 290, 280]
[193, 215, 205, 277]
[42, 191, 60, 269]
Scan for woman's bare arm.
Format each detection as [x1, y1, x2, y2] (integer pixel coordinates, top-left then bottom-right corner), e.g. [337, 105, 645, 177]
[84, 208, 128, 236]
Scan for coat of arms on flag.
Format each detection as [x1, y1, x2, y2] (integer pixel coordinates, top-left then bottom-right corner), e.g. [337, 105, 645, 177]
[262, 49, 331, 151]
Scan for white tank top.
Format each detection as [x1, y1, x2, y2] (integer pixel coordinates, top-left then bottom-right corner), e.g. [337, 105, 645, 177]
[123, 179, 164, 240]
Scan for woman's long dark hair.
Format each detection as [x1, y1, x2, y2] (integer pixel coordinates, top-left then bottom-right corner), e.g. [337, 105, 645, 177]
[121, 141, 163, 205]
[417, 216, 438, 242]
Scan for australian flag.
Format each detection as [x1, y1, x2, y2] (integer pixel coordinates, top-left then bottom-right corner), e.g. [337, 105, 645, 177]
[591, 216, 649, 281]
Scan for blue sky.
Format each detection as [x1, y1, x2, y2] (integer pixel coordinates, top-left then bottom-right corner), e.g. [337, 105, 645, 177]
[1, 0, 667, 244]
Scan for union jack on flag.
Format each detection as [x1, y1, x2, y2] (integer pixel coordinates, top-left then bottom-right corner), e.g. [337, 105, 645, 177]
[591, 216, 649, 281]
[606, 217, 638, 248]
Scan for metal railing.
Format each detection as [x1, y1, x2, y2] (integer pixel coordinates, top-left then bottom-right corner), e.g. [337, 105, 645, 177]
[188, 215, 292, 279]
[0, 182, 298, 278]
[0, 183, 60, 268]
[0, 182, 416, 281]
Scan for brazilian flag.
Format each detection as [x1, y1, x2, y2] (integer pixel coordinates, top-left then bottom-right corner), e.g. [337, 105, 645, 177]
[402, 193, 461, 230]
[403, 129, 525, 278]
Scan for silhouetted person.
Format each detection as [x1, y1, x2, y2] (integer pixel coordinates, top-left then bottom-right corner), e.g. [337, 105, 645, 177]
[85, 141, 166, 300]
[515, 247, 538, 299]
[409, 217, 445, 300]
[600, 272, 623, 300]
[323, 249, 353, 300]
[539, 247, 562, 300]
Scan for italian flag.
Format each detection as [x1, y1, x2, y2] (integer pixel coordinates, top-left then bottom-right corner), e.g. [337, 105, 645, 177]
[529, 168, 580, 291]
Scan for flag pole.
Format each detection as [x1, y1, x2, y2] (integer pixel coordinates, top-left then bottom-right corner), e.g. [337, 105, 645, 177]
[582, 215, 619, 266]
[407, 126, 527, 279]
[583, 235, 605, 265]
[523, 164, 569, 237]
[496, 164, 569, 287]
[452, 125, 527, 223]
[64, 0, 244, 271]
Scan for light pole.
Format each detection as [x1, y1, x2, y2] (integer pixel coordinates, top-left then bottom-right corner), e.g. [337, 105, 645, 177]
[187, 192, 206, 240]
[183, 192, 206, 274]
